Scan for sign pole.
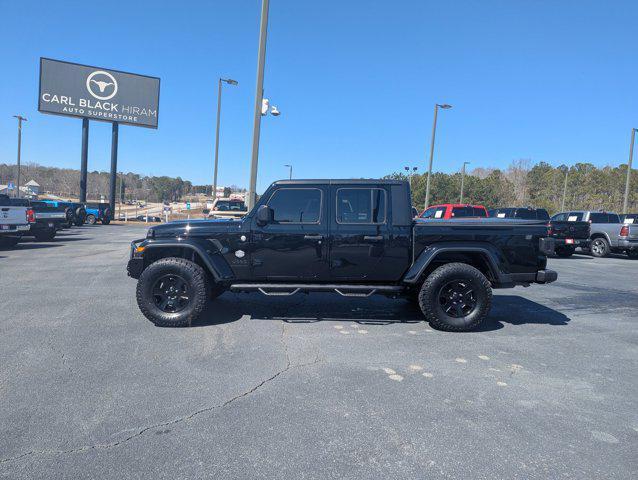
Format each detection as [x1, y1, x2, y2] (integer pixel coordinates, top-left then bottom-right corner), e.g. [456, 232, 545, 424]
[79, 118, 89, 202]
[109, 122, 119, 219]
[13, 116, 27, 198]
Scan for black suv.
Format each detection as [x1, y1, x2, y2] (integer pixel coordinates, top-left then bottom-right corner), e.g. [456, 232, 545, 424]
[128, 180, 557, 331]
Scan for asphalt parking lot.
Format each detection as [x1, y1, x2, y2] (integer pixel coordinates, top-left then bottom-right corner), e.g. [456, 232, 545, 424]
[1, 225, 637, 479]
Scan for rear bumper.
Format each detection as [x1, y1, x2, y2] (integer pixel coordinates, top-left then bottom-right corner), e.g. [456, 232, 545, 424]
[504, 269, 558, 286]
[0, 224, 30, 233]
[536, 269, 558, 284]
[617, 238, 638, 251]
[554, 238, 589, 248]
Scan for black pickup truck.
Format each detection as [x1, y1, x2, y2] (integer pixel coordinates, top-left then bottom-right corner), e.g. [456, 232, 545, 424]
[10, 199, 67, 241]
[128, 180, 557, 331]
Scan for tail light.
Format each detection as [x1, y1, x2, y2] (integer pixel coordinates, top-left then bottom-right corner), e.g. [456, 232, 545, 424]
[620, 225, 629, 237]
[27, 209, 35, 223]
[546, 223, 553, 236]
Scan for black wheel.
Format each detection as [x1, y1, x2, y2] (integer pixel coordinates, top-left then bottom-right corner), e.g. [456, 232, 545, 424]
[418, 263, 492, 332]
[555, 246, 574, 258]
[0, 236, 20, 249]
[136, 257, 209, 327]
[590, 237, 610, 257]
[101, 217, 111, 225]
[86, 214, 96, 225]
[34, 229, 56, 242]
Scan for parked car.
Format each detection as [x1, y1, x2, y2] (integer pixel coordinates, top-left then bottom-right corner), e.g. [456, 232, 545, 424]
[488, 207, 550, 221]
[84, 203, 112, 225]
[207, 198, 248, 220]
[10, 198, 66, 241]
[620, 213, 638, 224]
[420, 204, 488, 219]
[547, 212, 591, 257]
[135, 215, 162, 223]
[0, 194, 33, 248]
[128, 179, 557, 331]
[618, 223, 638, 258]
[553, 210, 623, 258]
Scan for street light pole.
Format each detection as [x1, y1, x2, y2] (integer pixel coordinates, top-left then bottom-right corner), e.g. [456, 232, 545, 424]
[424, 104, 452, 210]
[561, 168, 569, 212]
[459, 161, 470, 203]
[622, 128, 637, 214]
[13, 115, 27, 198]
[284, 164, 292, 179]
[247, 0, 270, 211]
[212, 78, 238, 200]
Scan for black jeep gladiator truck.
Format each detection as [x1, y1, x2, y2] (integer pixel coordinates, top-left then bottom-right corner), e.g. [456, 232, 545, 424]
[128, 180, 557, 331]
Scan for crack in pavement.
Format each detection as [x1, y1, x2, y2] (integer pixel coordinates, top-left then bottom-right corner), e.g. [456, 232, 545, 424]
[0, 320, 321, 466]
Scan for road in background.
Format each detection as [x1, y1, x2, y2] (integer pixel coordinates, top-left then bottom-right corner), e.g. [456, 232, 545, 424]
[0, 226, 636, 479]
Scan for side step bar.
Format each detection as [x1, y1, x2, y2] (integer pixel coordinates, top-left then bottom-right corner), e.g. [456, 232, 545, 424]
[230, 283, 404, 297]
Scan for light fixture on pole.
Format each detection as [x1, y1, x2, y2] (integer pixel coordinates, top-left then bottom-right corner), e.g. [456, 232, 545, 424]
[404, 166, 418, 190]
[12, 115, 27, 198]
[284, 164, 292, 180]
[247, 0, 271, 211]
[424, 104, 452, 210]
[622, 128, 637, 214]
[459, 161, 470, 204]
[212, 77, 238, 200]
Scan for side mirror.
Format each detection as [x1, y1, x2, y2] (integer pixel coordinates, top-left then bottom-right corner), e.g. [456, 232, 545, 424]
[256, 205, 273, 226]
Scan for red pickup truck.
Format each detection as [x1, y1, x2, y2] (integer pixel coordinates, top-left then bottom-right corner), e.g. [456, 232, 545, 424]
[420, 204, 488, 220]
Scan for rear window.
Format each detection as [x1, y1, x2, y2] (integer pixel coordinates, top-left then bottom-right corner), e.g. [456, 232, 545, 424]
[514, 209, 538, 220]
[451, 206, 486, 218]
[214, 200, 246, 211]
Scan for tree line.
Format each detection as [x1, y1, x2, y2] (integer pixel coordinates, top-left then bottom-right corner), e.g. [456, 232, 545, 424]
[387, 159, 637, 214]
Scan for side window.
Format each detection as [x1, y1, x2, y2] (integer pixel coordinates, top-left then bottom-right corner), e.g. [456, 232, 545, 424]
[421, 207, 437, 219]
[336, 188, 386, 224]
[589, 213, 606, 223]
[552, 213, 567, 221]
[608, 214, 620, 223]
[473, 208, 487, 217]
[267, 188, 322, 223]
[568, 212, 583, 221]
[537, 209, 550, 220]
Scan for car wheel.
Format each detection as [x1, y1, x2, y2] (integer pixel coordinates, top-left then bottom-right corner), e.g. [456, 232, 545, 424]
[86, 214, 97, 225]
[0, 236, 20, 249]
[34, 229, 56, 242]
[136, 257, 209, 327]
[628, 250, 638, 259]
[555, 246, 574, 257]
[590, 238, 610, 257]
[418, 262, 492, 332]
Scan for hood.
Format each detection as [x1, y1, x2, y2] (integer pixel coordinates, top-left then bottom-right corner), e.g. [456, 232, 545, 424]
[149, 218, 242, 238]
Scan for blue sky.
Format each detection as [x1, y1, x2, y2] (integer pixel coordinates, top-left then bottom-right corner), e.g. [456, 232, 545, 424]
[1, 0, 636, 193]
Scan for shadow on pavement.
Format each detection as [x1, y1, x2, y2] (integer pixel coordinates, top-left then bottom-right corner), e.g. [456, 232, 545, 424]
[192, 292, 570, 332]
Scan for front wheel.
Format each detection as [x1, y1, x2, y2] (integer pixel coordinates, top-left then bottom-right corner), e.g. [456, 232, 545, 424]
[590, 238, 610, 258]
[136, 257, 209, 327]
[418, 263, 492, 332]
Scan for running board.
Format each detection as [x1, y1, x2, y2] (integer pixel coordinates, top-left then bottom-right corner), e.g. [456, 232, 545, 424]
[230, 283, 404, 297]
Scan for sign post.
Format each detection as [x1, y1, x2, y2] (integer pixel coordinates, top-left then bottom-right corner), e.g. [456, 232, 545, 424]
[39, 58, 159, 209]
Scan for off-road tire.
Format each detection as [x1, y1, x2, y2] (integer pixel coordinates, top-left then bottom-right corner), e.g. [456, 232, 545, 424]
[418, 262, 492, 332]
[85, 214, 96, 225]
[627, 250, 638, 259]
[0, 237, 20, 249]
[555, 246, 574, 258]
[590, 237, 610, 258]
[101, 217, 111, 225]
[136, 257, 209, 327]
[34, 229, 56, 242]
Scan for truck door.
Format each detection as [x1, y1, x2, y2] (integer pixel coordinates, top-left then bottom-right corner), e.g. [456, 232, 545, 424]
[329, 185, 410, 282]
[251, 186, 329, 280]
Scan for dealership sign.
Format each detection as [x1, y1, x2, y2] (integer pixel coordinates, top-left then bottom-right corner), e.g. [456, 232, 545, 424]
[39, 58, 160, 128]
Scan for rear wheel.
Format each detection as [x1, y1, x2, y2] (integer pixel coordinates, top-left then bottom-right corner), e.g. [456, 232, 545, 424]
[590, 237, 610, 257]
[85, 214, 96, 225]
[0, 236, 20, 249]
[418, 263, 492, 332]
[34, 229, 56, 242]
[136, 257, 208, 327]
[555, 246, 575, 257]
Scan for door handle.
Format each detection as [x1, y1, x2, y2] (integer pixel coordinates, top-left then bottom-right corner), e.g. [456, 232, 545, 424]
[364, 235, 383, 241]
[304, 234, 323, 240]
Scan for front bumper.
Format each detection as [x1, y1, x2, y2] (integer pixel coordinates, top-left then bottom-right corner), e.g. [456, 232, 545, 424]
[536, 269, 558, 284]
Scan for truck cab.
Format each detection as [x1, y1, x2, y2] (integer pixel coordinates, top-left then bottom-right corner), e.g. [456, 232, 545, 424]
[128, 180, 556, 331]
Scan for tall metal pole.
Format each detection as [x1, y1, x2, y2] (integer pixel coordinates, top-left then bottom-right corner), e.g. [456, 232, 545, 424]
[561, 168, 569, 212]
[212, 79, 223, 199]
[13, 116, 27, 198]
[109, 122, 119, 218]
[460, 161, 470, 204]
[79, 118, 90, 202]
[424, 105, 438, 210]
[622, 128, 636, 214]
[247, 0, 270, 211]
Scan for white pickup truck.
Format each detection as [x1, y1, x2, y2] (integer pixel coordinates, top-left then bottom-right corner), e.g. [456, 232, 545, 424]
[0, 194, 32, 248]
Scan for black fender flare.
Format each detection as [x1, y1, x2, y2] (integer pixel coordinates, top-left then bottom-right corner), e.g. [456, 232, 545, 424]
[402, 242, 507, 285]
[141, 239, 235, 282]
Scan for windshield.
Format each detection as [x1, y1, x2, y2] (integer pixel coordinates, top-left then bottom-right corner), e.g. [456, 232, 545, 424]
[215, 200, 246, 211]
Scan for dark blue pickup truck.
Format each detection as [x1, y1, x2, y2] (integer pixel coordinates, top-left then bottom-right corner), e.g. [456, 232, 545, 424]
[128, 179, 557, 331]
